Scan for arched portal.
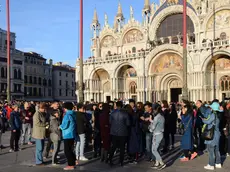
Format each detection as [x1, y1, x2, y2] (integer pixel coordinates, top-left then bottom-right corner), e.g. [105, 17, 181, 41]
[92, 68, 110, 102]
[117, 65, 137, 100]
[205, 54, 230, 100]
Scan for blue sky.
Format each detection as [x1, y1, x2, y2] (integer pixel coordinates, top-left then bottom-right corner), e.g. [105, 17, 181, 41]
[0, 0, 157, 65]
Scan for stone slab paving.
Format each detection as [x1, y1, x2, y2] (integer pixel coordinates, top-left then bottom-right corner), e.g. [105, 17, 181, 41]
[1, 131, 230, 172]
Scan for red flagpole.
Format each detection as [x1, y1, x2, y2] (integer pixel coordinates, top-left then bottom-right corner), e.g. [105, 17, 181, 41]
[78, 0, 84, 102]
[6, 0, 11, 102]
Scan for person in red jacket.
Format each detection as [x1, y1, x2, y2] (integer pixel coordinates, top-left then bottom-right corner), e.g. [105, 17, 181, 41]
[6, 104, 12, 120]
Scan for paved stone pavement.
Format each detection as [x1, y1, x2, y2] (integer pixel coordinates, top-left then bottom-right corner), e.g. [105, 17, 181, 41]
[1, 131, 230, 172]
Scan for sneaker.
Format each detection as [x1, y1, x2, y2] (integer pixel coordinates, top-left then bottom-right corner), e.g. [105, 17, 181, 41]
[79, 156, 88, 161]
[28, 142, 33, 145]
[9, 149, 14, 153]
[157, 163, 166, 170]
[52, 163, 58, 166]
[57, 155, 60, 159]
[63, 166, 75, 171]
[215, 164, 222, 169]
[151, 163, 160, 169]
[190, 152, 198, 160]
[226, 153, 229, 157]
[180, 157, 189, 162]
[15, 148, 22, 151]
[204, 164, 214, 170]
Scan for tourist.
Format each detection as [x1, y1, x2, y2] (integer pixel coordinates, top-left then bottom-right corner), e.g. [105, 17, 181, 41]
[32, 103, 47, 166]
[9, 104, 22, 152]
[0, 106, 6, 149]
[21, 102, 33, 145]
[168, 103, 178, 149]
[109, 101, 130, 166]
[60, 102, 76, 171]
[161, 100, 170, 153]
[180, 100, 194, 162]
[202, 102, 222, 170]
[75, 103, 88, 161]
[140, 102, 154, 161]
[149, 104, 166, 170]
[99, 103, 110, 163]
[49, 107, 61, 165]
[224, 102, 230, 156]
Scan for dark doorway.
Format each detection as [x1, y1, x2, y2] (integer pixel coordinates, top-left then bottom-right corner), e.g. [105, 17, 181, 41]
[106, 96, 111, 103]
[171, 88, 182, 103]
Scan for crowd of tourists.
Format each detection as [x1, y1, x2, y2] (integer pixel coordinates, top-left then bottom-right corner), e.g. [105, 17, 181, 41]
[0, 98, 230, 171]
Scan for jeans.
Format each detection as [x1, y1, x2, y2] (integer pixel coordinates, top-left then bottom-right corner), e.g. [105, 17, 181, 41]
[44, 137, 53, 158]
[146, 132, 153, 159]
[10, 130, 21, 150]
[35, 139, 45, 165]
[207, 144, 221, 166]
[152, 134, 163, 162]
[52, 141, 60, 164]
[21, 123, 32, 144]
[76, 134, 86, 158]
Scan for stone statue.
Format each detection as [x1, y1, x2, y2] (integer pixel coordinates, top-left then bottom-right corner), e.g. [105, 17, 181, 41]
[130, 6, 134, 19]
[105, 13, 108, 26]
[151, 3, 155, 13]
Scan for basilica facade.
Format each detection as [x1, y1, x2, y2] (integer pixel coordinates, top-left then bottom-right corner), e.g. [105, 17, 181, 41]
[76, 0, 230, 103]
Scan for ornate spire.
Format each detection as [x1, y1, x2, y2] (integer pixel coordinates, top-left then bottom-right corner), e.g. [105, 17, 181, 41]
[116, 2, 124, 21]
[143, 0, 150, 12]
[92, 8, 99, 25]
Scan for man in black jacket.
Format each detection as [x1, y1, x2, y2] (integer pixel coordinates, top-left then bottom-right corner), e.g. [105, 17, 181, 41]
[109, 101, 130, 166]
[0, 106, 6, 149]
[76, 103, 88, 161]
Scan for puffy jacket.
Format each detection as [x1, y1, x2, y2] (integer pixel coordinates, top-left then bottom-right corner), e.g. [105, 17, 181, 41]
[9, 111, 22, 131]
[60, 110, 76, 139]
[110, 109, 130, 136]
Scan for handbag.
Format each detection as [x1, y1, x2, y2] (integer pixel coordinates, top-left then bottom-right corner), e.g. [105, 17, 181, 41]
[181, 116, 192, 135]
[202, 113, 216, 140]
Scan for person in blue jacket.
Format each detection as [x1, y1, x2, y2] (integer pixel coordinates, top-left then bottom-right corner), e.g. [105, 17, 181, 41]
[60, 102, 76, 171]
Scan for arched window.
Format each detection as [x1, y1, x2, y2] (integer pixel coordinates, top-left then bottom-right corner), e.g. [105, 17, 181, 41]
[130, 82, 137, 94]
[220, 76, 230, 91]
[43, 79, 47, 86]
[38, 77, 42, 85]
[220, 32, 227, 40]
[34, 77, 37, 84]
[18, 69, 21, 79]
[48, 79, 52, 87]
[24, 75, 28, 83]
[14, 69, 18, 79]
[132, 47, 136, 53]
[108, 51, 111, 56]
[1, 67, 4, 78]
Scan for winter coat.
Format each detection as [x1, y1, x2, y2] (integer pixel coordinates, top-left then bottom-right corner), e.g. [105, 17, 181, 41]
[99, 110, 110, 150]
[128, 113, 141, 154]
[9, 111, 22, 131]
[149, 113, 165, 135]
[168, 110, 177, 134]
[60, 110, 76, 139]
[110, 109, 130, 137]
[76, 111, 87, 135]
[21, 109, 33, 125]
[32, 111, 47, 139]
[181, 110, 193, 150]
[202, 109, 220, 146]
[0, 115, 5, 132]
[49, 115, 61, 142]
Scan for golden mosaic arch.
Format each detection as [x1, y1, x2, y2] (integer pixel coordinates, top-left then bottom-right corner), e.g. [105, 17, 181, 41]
[151, 53, 183, 73]
[122, 29, 144, 44]
[207, 10, 230, 30]
[101, 35, 116, 48]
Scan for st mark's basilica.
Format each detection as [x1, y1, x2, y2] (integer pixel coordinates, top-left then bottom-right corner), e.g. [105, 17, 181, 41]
[76, 0, 230, 103]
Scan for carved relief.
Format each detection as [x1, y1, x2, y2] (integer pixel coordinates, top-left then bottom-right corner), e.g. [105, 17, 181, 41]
[170, 80, 182, 88]
[207, 10, 230, 30]
[123, 29, 144, 44]
[211, 58, 230, 70]
[151, 53, 183, 73]
[101, 35, 116, 47]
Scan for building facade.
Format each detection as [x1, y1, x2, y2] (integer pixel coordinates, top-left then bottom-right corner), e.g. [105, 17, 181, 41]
[0, 28, 24, 100]
[24, 52, 53, 101]
[53, 62, 76, 102]
[76, 0, 230, 103]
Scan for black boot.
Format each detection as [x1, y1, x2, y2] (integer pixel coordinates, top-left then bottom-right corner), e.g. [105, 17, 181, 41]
[101, 148, 104, 162]
[104, 150, 108, 163]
